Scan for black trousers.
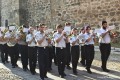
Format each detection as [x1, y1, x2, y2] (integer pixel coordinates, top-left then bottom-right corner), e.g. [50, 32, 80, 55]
[56, 48, 66, 75]
[85, 45, 95, 69]
[99, 43, 111, 69]
[0, 44, 9, 62]
[53, 46, 57, 64]
[19, 45, 28, 69]
[80, 45, 86, 65]
[8, 44, 19, 66]
[28, 47, 37, 73]
[71, 45, 80, 73]
[66, 43, 71, 66]
[38, 47, 49, 78]
[0, 44, 6, 63]
[48, 46, 54, 70]
[4, 44, 9, 61]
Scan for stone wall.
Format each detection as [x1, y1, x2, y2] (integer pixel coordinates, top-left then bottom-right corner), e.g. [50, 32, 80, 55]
[0, 0, 120, 30]
[1, 0, 19, 26]
[0, 0, 1, 26]
[19, 0, 51, 27]
[51, 0, 120, 30]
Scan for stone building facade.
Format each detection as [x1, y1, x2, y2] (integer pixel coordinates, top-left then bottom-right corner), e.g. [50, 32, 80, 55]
[0, 0, 120, 30]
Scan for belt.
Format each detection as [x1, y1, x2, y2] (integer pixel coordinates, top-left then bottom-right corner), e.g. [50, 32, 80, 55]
[71, 45, 79, 47]
[38, 47, 47, 49]
[28, 46, 36, 48]
[85, 44, 94, 46]
[100, 43, 110, 44]
[56, 47, 65, 49]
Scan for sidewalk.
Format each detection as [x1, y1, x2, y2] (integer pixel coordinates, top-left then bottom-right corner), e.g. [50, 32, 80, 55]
[0, 49, 120, 80]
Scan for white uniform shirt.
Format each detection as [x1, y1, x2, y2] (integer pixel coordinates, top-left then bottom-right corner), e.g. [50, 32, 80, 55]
[84, 33, 94, 45]
[53, 32, 66, 48]
[35, 31, 48, 47]
[17, 32, 27, 45]
[78, 33, 85, 46]
[26, 34, 36, 47]
[98, 28, 111, 43]
[70, 35, 79, 46]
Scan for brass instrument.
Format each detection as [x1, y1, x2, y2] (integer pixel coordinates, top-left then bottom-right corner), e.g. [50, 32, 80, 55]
[0, 28, 8, 41]
[7, 25, 19, 47]
[19, 29, 26, 42]
[7, 30, 16, 47]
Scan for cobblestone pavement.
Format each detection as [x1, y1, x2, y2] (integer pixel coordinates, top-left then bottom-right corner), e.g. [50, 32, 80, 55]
[0, 47, 120, 80]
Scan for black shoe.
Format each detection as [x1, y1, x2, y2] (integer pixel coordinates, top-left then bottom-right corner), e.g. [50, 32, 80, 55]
[103, 69, 110, 72]
[23, 68, 27, 71]
[73, 70, 78, 75]
[24, 67, 29, 71]
[67, 66, 71, 70]
[12, 66, 15, 68]
[54, 63, 58, 66]
[48, 68, 52, 72]
[31, 71, 36, 75]
[6, 61, 9, 63]
[15, 64, 18, 67]
[73, 72, 77, 75]
[63, 73, 66, 76]
[86, 68, 92, 74]
[44, 76, 48, 78]
[26, 67, 29, 70]
[80, 61, 86, 66]
[60, 75, 64, 78]
[2, 62, 5, 64]
[40, 77, 44, 80]
[31, 72, 35, 75]
[101, 66, 110, 72]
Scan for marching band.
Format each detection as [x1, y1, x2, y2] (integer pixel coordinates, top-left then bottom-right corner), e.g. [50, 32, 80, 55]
[0, 21, 114, 80]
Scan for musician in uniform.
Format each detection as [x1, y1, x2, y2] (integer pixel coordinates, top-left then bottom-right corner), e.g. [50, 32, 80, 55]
[64, 22, 72, 70]
[17, 26, 28, 71]
[98, 21, 111, 72]
[79, 28, 86, 66]
[4, 28, 19, 68]
[26, 27, 37, 75]
[84, 26, 96, 74]
[47, 33, 54, 71]
[70, 28, 80, 75]
[35, 24, 49, 80]
[0, 29, 8, 64]
[0, 28, 9, 63]
[52, 30, 57, 66]
[53, 24, 67, 78]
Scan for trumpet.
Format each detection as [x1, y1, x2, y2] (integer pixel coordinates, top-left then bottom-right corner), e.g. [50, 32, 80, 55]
[109, 30, 118, 38]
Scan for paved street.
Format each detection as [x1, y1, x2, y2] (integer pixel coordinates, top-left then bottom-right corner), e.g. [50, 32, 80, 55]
[0, 47, 120, 80]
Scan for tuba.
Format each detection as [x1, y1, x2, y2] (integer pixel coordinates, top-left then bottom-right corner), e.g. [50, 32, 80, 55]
[7, 26, 18, 47]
